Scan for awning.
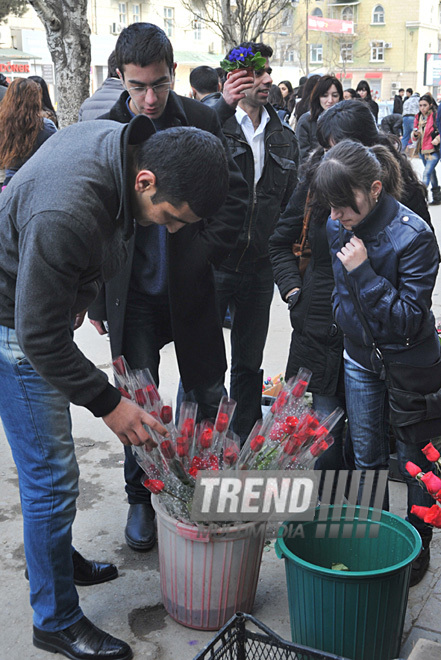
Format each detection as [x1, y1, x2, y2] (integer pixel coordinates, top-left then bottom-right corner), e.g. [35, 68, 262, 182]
[336, 72, 353, 79]
[365, 72, 383, 78]
[174, 51, 222, 66]
[0, 48, 41, 60]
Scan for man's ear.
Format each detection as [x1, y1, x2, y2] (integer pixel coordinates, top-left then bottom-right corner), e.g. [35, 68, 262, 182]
[116, 68, 124, 83]
[134, 170, 157, 193]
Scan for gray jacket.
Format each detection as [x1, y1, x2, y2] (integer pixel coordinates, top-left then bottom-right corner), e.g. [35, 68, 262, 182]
[0, 116, 154, 416]
[403, 93, 420, 117]
[78, 77, 124, 122]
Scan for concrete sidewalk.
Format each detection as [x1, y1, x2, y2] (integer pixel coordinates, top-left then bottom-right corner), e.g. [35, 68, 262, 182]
[1, 201, 441, 660]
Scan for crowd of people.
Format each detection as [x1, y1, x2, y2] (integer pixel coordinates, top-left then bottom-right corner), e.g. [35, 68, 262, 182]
[0, 22, 440, 660]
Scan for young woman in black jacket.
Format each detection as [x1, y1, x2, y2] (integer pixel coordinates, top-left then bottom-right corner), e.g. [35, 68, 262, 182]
[268, 100, 433, 474]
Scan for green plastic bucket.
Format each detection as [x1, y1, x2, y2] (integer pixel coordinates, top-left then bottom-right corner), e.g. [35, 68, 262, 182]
[275, 505, 421, 660]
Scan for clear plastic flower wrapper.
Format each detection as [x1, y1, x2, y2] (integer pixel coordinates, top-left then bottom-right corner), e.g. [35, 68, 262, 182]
[111, 358, 344, 523]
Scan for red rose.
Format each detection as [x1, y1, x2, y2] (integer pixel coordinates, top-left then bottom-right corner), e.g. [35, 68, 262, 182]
[422, 443, 441, 463]
[283, 439, 299, 456]
[146, 384, 160, 405]
[191, 456, 204, 470]
[250, 435, 265, 452]
[421, 471, 441, 496]
[160, 405, 173, 425]
[208, 454, 219, 470]
[411, 505, 430, 522]
[135, 388, 147, 406]
[310, 439, 329, 457]
[189, 467, 198, 478]
[143, 479, 164, 494]
[160, 440, 175, 460]
[422, 504, 441, 527]
[118, 387, 131, 400]
[200, 428, 213, 449]
[216, 412, 229, 432]
[182, 418, 195, 438]
[271, 390, 288, 413]
[224, 444, 239, 466]
[291, 379, 308, 398]
[406, 461, 423, 478]
[113, 356, 127, 376]
[176, 440, 189, 457]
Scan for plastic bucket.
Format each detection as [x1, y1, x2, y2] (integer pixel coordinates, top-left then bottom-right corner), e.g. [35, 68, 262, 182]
[275, 505, 421, 660]
[152, 496, 267, 630]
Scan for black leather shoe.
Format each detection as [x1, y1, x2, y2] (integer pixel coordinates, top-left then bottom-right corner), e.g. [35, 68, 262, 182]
[124, 503, 156, 551]
[25, 550, 118, 587]
[33, 615, 133, 659]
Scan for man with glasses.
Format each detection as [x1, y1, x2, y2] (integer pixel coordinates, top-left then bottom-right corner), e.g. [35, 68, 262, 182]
[88, 22, 248, 553]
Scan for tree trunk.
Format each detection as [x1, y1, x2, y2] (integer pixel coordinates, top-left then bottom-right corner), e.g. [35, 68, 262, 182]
[29, 0, 90, 127]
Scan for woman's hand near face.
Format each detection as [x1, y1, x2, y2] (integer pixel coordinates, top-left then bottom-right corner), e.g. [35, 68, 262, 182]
[336, 236, 368, 272]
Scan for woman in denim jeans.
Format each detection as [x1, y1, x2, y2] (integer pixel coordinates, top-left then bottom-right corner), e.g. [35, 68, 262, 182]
[315, 139, 441, 586]
[413, 93, 441, 205]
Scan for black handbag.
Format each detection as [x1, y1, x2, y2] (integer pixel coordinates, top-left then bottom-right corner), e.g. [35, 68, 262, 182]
[339, 225, 441, 445]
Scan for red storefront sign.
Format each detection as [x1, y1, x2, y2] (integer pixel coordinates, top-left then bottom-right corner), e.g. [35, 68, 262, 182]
[308, 16, 354, 34]
[0, 61, 30, 73]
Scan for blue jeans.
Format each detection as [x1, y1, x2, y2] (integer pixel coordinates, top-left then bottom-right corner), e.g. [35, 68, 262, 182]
[0, 326, 82, 630]
[345, 359, 435, 533]
[401, 115, 415, 151]
[214, 263, 274, 443]
[419, 152, 440, 190]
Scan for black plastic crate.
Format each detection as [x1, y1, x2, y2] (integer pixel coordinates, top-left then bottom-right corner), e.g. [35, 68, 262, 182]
[193, 612, 350, 660]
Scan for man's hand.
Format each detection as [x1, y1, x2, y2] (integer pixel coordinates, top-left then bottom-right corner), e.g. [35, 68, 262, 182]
[336, 236, 368, 272]
[73, 309, 87, 331]
[103, 398, 167, 448]
[223, 69, 255, 109]
[90, 319, 108, 335]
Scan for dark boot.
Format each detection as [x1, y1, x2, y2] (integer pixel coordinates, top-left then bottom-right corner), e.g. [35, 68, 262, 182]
[410, 528, 432, 587]
[429, 186, 441, 205]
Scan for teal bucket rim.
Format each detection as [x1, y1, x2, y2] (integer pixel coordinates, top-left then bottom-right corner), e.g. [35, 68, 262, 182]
[275, 505, 422, 578]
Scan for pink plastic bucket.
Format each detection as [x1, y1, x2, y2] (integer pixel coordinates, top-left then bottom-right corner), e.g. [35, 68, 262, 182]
[152, 496, 266, 630]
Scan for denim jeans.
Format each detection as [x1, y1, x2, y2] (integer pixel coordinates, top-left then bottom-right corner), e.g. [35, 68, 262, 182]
[345, 359, 434, 533]
[0, 325, 82, 631]
[213, 262, 274, 444]
[419, 152, 440, 189]
[122, 291, 224, 503]
[401, 115, 415, 151]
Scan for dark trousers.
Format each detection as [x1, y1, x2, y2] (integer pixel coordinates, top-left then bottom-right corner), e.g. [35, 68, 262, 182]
[214, 261, 274, 444]
[121, 291, 224, 504]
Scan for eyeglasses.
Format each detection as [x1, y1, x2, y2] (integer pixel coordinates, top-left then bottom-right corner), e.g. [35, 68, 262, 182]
[127, 82, 172, 98]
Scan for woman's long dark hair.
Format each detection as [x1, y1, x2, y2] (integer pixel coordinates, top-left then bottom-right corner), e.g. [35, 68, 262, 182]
[294, 74, 321, 121]
[28, 75, 58, 127]
[309, 75, 343, 122]
[355, 79, 373, 101]
[0, 78, 43, 168]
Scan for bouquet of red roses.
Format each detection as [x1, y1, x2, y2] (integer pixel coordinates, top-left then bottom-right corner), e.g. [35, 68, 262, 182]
[407, 442, 441, 527]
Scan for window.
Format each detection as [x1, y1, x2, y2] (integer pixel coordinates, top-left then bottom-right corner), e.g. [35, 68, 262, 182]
[118, 3, 127, 25]
[132, 4, 140, 22]
[286, 50, 295, 63]
[372, 5, 385, 24]
[341, 6, 353, 20]
[193, 15, 203, 40]
[312, 7, 323, 17]
[370, 40, 384, 61]
[310, 44, 323, 63]
[282, 8, 293, 27]
[340, 42, 353, 62]
[164, 7, 174, 37]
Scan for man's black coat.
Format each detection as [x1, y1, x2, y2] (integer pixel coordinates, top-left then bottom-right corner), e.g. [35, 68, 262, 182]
[88, 91, 248, 391]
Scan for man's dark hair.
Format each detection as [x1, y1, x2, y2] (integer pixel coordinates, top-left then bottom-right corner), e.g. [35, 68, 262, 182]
[215, 67, 226, 87]
[135, 126, 229, 218]
[225, 41, 273, 60]
[115, 23, 174, 76]
[406, 88, 413, 95]
[398, 88, 404, 93]
[190, 66, 219, 95]
[107, 51, 119, 78]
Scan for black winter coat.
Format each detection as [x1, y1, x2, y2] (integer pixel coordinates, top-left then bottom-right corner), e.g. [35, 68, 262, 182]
[220, 104, 298, 271]
[268, 155, 434, 396]
[88, 91, 249, 391]
[295, 111, 318, 165]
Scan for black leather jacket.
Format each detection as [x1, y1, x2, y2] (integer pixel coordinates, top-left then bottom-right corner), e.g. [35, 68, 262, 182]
[220, 103, 298, 271]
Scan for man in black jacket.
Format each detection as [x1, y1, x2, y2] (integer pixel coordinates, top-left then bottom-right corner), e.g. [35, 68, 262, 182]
[211, 42, 298, 444]
[88, 22, 248, 552]
[393, 88, 404, 114]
